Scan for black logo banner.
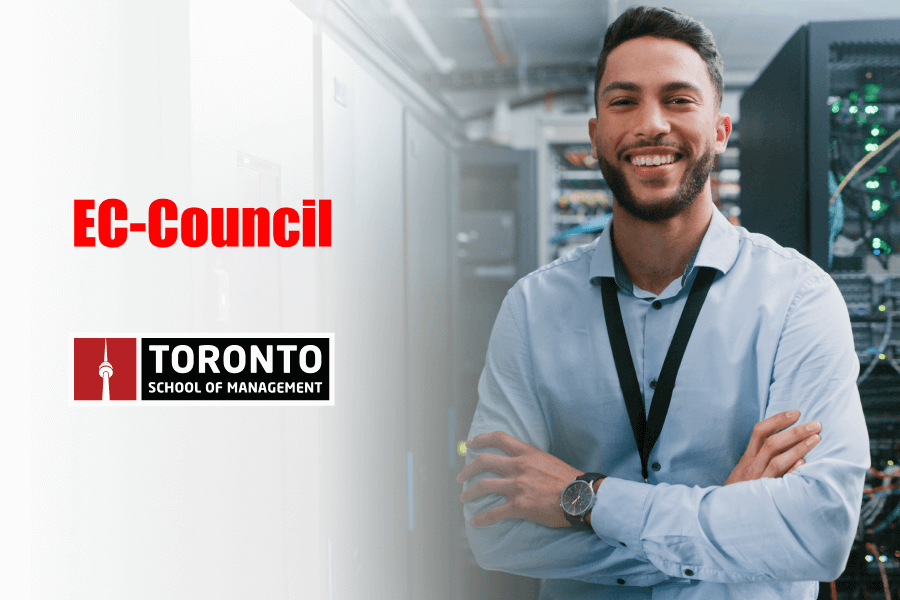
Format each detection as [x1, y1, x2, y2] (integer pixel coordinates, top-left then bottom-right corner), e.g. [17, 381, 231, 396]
[141, 337, 330, 400]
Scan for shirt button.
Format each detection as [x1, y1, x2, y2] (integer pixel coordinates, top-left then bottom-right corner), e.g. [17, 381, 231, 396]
[617, 579, 626, 585]
[652, 300, 662, 310]
[684, 569, 694, 576]
[649, 379, 657, 389]
[619, 541, 627, 547]
[652, 462, 661, 471]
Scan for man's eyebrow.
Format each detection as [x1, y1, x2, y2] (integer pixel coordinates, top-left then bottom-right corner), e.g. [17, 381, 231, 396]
[599, 81, 641, 99]
[659, 81, 703, 95]
[599, 80, 704, 99]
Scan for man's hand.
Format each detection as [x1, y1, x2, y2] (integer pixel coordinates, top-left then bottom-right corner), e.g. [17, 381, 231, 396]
[457, 430, 580, 528]
[724, 410, 821, 485]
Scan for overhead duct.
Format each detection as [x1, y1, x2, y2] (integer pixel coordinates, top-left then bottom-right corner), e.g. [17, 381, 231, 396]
[388, 0, 456, 73]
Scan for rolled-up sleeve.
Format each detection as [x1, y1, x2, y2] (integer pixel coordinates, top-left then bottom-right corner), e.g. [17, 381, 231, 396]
[591, 273, 869, 583]
[464, 292, 678, 586]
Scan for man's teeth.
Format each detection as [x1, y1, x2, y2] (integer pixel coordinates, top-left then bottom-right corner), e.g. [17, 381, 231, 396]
[630, 155, 676, 166]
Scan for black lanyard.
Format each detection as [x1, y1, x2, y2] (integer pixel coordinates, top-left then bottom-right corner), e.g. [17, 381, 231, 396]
[600, 267, 717, 482]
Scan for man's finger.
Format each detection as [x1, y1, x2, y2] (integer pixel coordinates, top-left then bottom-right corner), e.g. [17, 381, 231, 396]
[469, 503, 516, 527]
[456, 452, 513, 483]
[752, 421, 821, 473]
[459, 477, 512, 503]
[747, 410, 800, 455]
[466, 431, 531, 456]
[762, 434, 820, 478]
[788, 458, 805, 474]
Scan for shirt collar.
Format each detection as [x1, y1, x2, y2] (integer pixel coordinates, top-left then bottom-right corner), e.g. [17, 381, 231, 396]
[588, 208, 740, 289]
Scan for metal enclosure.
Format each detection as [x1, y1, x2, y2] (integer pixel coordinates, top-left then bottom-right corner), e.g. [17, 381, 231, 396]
[405, 112, 453, 600]
[455, 146, 538, 436]
[742, 20, 900, 598]
[317, 31, 411, 600]
[740, 27, 811, 259]
[453, 145, 540, 600]
[741, 19, 900, 269]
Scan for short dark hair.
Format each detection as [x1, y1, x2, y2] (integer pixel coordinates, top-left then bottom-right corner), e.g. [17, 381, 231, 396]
[594, 6, 724, 114]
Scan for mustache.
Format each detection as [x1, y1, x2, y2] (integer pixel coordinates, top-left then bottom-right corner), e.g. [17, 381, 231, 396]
[617, 140, 687, 161]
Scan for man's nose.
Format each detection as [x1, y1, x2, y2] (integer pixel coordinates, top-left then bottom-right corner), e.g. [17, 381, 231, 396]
[634, 103, 670, 138]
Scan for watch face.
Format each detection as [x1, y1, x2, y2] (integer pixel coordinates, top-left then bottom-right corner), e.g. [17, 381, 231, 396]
[561, 480, 593, 516]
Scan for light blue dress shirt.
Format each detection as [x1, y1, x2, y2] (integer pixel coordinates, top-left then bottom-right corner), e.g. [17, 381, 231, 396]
[464, 209, 869, 599]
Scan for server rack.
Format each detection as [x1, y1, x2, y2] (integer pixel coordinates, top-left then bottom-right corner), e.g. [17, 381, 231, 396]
[741, 20, 900, 598]
[454, 145, 540, 600]
[741, 20, 900, 269]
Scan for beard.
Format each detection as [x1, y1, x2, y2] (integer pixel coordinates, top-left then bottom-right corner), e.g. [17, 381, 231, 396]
[597, 143, 714, 222]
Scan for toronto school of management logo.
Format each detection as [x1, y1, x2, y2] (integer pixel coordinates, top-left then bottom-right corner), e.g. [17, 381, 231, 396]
[71, 334, 334, 406]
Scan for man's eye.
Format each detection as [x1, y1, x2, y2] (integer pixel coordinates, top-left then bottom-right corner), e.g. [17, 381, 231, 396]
[668, 98, 691, 104]
[611, 99, 634, 106]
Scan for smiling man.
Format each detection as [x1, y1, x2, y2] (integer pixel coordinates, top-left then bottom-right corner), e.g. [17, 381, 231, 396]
[459, 6, 868, 599]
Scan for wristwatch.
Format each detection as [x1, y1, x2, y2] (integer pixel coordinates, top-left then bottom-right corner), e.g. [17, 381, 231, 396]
[560, 472, 605, 530]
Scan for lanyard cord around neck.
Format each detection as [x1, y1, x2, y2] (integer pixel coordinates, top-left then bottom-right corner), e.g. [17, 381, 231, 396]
[600, 266, 717, 482]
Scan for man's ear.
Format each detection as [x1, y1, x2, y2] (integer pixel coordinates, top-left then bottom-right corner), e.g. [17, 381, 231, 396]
[715, 113, 731, 154]
[588, 118, 599, 158]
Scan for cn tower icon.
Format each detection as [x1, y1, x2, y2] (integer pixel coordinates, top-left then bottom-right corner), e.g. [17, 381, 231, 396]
[98, 338, 113, 401]
[73, 337, 137, 401]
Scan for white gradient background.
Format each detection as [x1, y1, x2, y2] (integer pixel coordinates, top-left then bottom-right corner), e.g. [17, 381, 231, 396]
[30, 1, 454, 598]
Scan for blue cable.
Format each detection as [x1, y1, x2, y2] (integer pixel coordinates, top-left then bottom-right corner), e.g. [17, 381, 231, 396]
[551, 212, 612, 244]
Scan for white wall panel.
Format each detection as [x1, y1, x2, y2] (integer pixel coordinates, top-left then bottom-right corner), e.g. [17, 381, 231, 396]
[318, 31, 409, 600]
[405, 113, 452, 600]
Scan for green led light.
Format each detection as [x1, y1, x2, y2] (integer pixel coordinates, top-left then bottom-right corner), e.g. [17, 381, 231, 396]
[878, 166, 888, 174]
[880, 305, 887, 312]
[880, 353, 886, 360]
[831, 102, 841, 113]
[889, 460, 895, 465]
[865, 84, 883, 102]
[866, 143, 879, 152]
[457, 441, 467, 456]
[872, 128, 880, 136]
[872, 238, 891, 255]
[849, 105, 859, 114]
[873, 200, 883, 212]
[857, 114, 868, 124]
[849, 91, 859, 102]
[866, 105, 879, 114]
[867, 180, 881, 189]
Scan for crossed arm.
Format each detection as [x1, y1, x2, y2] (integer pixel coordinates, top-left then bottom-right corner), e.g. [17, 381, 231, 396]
[458, 412, 822, 585]
[459, 412, 819, 529]
[459, 274, 868, 585]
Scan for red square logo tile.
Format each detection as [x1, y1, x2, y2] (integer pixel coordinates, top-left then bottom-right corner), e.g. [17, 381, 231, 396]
[74, 338, 137, 401]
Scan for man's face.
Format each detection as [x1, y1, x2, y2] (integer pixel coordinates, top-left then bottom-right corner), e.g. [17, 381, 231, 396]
[588, 36, 730, 222]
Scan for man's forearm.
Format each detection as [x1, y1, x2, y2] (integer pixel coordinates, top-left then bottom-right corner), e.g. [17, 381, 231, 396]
[464, 468, 681, 586]
[589, 457, 865, 583]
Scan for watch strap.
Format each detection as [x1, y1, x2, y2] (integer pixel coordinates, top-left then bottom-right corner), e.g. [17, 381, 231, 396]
[577, 472, 605, 484]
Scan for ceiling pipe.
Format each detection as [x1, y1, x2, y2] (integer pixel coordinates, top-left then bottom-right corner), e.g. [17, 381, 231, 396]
[465, 85, 588, 121]
[472, 0, 507, 66]
[388, 0, 456, 73]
